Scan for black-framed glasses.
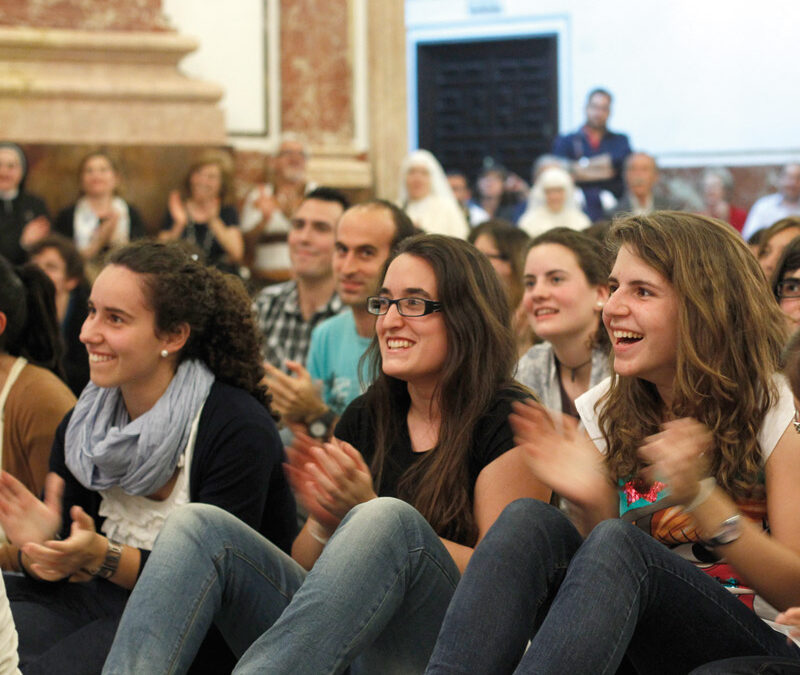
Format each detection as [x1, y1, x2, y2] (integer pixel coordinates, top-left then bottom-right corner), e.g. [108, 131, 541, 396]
[794, 409, 800, 435]
[777, 278, 800, 299]
[366, 296, 442, 317]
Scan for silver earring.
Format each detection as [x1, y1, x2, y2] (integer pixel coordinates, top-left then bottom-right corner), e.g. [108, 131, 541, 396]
[160, 349, 169, 358]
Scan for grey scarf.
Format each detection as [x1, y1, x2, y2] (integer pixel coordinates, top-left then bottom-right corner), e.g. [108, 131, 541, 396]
[65, 359, 215, 495]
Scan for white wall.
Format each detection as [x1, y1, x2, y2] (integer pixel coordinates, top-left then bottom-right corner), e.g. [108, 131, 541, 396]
[406, 0, 800, 167]
[162, 0, 274, 139]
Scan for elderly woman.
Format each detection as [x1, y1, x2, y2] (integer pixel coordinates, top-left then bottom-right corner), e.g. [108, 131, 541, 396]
[398, 150, 467, 238]
[518, 166, 591, 237]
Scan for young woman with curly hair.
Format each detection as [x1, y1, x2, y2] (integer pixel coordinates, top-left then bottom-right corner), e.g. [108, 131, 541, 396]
[425, 212, 800, 674]
[0, 241, 297, 674]
[102, 234, 549, 674]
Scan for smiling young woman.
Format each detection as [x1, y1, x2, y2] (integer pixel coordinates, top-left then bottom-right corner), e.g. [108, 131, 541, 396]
[425, 212, 800, 674]
[0, 241, 296, 674]
[102, 234, 549, 675]
[515, 227, 611, 418]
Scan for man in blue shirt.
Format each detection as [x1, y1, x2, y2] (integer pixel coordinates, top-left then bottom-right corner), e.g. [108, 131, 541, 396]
[264, 200, 415, 439]
[552, 88, 632, 222]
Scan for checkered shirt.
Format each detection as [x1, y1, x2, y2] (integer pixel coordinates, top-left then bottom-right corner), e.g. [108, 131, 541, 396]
[253, 281, 343, 373]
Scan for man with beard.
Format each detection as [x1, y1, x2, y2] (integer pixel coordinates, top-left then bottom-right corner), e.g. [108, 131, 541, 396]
[552, 88, 631, 222]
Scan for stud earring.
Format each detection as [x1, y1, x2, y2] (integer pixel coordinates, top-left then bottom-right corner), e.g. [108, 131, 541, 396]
[596, 301, 604, 309]
[160, 349, 169, 358]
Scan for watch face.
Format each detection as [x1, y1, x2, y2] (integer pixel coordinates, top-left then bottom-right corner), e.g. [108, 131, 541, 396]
[309, 420, 327, 438]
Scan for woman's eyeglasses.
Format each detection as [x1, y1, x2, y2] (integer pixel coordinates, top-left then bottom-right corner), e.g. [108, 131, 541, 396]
[366, 296, 442, 317]
[777, 278, 800, 299]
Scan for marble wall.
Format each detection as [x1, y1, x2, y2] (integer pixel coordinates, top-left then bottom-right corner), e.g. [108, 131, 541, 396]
[281, 0, 354, 145]
[0, 0, 169, 32]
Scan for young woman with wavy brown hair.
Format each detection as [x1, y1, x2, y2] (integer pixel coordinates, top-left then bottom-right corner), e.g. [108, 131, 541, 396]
[425, 211, 800, 674]
[0, 241, 296, 674]
[101, 234, 549, 674]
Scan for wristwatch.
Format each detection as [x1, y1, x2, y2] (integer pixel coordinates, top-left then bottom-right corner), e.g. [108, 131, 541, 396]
[308, 408, 337, 440]
[85, 539, 123, 579]
[706, 515, 742, 548]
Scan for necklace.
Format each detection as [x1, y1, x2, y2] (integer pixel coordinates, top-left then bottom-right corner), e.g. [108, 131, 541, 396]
[555, 355, 593, 382]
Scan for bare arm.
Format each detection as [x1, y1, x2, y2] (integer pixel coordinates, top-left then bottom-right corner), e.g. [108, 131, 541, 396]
[510, 400, 617, 535]
[443, 445, 551, 573]
[641, 419, 800, 611]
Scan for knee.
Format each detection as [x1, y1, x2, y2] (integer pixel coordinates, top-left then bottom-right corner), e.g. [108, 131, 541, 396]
[155, 503, 235, 554]
[336, 498, 433, 551]
[581, 518, 640, 560]
[491, 499, 581, 551]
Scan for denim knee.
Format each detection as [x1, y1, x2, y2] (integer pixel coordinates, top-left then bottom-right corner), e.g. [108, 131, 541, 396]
[492, 498, 582, 552]
[153, 503, 233, 556]
[340, 497, 427, 542]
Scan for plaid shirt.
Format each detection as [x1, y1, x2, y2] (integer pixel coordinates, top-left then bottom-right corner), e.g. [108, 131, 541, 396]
[253, 281, 343, 372]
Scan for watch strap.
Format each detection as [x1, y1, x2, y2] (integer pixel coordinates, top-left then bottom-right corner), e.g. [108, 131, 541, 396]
[706, 514, 742, 548]
[85, 539, 123, 579]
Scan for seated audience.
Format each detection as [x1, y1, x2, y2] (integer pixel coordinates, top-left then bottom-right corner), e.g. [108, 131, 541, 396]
[53, 152, 145, 277]
[609, 151, 673, 218]
[426, 212, 800, 674]
[160, 152, 243, 273]
[742, 163, 800, 241]
[240, 135, 317, 285]
[253, 187, 348, 373]
[468, 220, 533, 356]
[699, 167, 748, 233]
[518, 166, 591, 237]
[0, 256, 75, 570]
[475, 162, 526, 223]
[398, 150, 467, 238]
[102, 235, 549, 674]
[756, 217, 800, 280]
[0, 241, 296, 674]
[0, 143, 49, 265]
[29, 235, 91, 396]
[515, 228, 611, 417]
[264, 200, 415, 438]
[446, 170, 489, 227]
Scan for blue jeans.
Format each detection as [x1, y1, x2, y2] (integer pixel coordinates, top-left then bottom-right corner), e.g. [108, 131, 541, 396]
[103, 497, 460, 675]
[426, 499, 800, 675]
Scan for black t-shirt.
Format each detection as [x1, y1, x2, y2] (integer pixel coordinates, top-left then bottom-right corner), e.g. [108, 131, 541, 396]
[334, 386, 529, 503]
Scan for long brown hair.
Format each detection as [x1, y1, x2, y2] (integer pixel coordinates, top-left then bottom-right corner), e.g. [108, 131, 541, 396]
[364, 234, 527, 545]
[599, 212, 786, 501]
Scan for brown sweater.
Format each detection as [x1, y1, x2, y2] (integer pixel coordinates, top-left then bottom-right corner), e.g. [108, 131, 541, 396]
[0, 362, 76, 570]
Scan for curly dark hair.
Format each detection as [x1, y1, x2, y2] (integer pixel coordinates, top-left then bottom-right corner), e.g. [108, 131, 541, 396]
[106, 241, 271, 410]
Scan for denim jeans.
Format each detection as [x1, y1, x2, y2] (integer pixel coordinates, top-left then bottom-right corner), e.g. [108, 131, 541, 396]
[103, 497, 460, 675]
[4, 573, 129, 675]
[426, 499, 800, 675]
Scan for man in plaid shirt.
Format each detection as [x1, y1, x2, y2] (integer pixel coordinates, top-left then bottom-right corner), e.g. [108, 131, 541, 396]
[253, 187, 349, 373]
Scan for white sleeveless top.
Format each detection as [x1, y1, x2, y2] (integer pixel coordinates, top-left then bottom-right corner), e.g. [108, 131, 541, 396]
[97, 405, 202, 550]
